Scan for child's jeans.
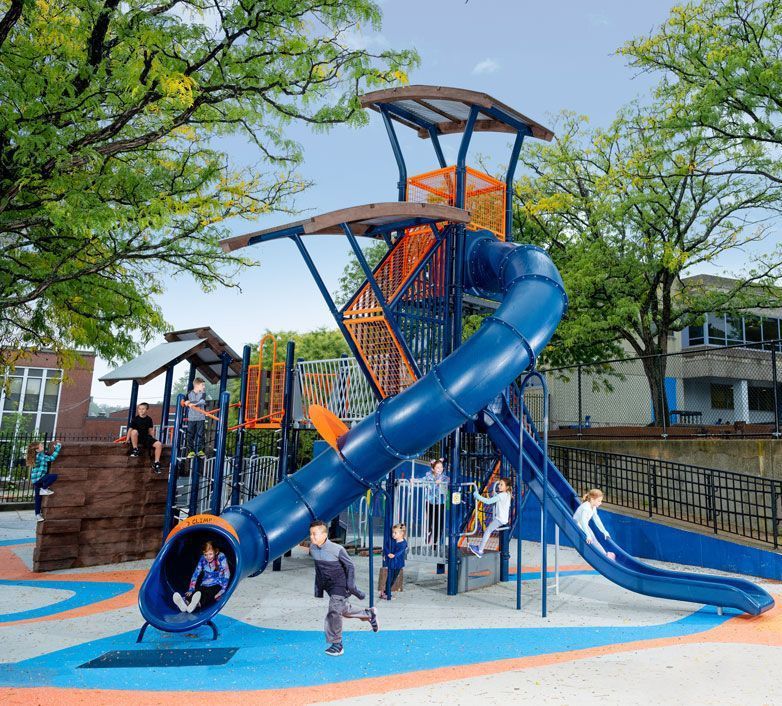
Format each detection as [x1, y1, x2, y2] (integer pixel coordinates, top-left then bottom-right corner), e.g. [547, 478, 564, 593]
[324, 595, 372, 644]
[34, 473, 58, 514]
[186, 420, 205, 454]
[477, 518, 504, 553]
[384, 567, 401, 598]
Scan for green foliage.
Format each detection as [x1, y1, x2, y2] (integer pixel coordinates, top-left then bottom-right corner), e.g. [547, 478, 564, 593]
[333, 240, 388, 306]
[0, 0, 417, 367]
[620, 0, 782, 186]
[514, 107, 782, 415]
[252, 327, 350, 366]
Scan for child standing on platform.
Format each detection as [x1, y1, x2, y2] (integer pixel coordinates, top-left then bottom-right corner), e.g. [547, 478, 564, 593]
[424, 458, 449, 545]
[380, 523, 407, 600]
[27, 440, 62, 523]
[173, 540, 230, 613]
[469, 477, 513, 558]
[573, 488, 615, 560]
[186, 378, 208, 458]
[308, 519, 378, 656]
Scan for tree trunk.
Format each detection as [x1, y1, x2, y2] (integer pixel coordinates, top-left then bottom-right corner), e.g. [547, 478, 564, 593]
[641, 354, 669, 429]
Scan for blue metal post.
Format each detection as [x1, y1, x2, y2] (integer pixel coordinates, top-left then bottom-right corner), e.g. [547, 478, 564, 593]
[273, 340, 296, 572]
[368, 490, 375, 608]
[161, 365, 174, 435]
[380, 107, 407, 201]
[428, 127, 447, 169]
[127, 380, 139, 431]
[504, 132, 526, 241]
[518, 370, 549, 616]
[516, 438, 523, 610]
[209, 390, 231, 516]
[447, 427, 460, 595]
[218, 352, 231, 397]
[187, 362, 197, 391]
[499, 517, 511, 582]
[231, 345, 251, 506]
[162, 394, 186, 544]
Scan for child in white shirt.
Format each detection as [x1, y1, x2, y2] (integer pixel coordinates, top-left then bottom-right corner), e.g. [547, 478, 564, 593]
[469, 477, 513, 558]
[573, 488, 615, 560]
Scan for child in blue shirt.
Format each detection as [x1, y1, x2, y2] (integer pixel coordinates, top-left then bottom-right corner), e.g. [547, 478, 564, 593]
[27, 440, 62, 523]
[173, 540, 230, 613]
[380, 523, 407, 600]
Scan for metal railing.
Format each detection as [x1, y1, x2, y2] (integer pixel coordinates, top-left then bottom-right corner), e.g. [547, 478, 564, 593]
[551, 445, 782, 548]
[297, 356, 376, 423]
[393, 478, 478, 563]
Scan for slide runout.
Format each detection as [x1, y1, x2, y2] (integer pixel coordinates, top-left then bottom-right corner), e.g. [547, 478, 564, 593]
[483, 398, 774, 616]
[138, 234, 569, 633]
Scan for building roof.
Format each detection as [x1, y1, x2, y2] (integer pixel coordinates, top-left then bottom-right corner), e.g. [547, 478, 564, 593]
[99, 327, 242, 386]
[359, 85, 554, 141]
[220, 202, 470, 252]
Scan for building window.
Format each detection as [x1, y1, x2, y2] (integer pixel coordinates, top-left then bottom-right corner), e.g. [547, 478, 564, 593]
[748, 386, 775, 412]
[706, 314, 727, 346]
[0, 367, 62, 434]
[710, 383, 734, 410]
[763, 317, 780, 350]
[687, 322, 705, 346]
[726, 315, 744, 345]
[744, 315, 762, 345]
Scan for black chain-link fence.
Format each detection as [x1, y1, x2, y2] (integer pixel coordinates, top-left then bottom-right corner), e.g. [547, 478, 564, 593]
[532, 339, 782, 438]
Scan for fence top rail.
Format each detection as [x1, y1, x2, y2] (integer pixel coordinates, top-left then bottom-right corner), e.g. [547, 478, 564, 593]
[553, 444, 782, 487]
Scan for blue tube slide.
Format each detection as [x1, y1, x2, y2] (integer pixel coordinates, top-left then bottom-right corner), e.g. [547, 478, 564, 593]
[138, 232, 567, 632]
[482, 395, 775, 615]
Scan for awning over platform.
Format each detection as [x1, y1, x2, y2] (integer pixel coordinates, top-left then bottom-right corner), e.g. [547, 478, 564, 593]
[100, 327, 242, 386]
[360, 85, 554, 141]
[220, 202, 470, 253]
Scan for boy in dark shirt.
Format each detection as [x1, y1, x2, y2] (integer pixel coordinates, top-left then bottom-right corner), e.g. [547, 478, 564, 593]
[128, 402, 164, 473]
[308, 519, 379, 656]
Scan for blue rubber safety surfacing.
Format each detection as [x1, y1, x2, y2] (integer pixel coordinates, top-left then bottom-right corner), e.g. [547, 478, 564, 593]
[78, 648, 239, 669]
[0, 609, 734, 691]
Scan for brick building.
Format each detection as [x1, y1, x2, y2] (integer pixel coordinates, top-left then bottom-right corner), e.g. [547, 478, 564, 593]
[1, 350, 95, 437]
[81, 403, 175, 440]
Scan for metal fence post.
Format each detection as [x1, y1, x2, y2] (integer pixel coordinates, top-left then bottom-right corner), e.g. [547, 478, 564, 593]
[577, 365, 583, 437]
[773, 345, 781, 438]
[771, 480, 779, 550]
[162, 394, 185, 544]
[659, 354, 667, 439]
[708, 471, 719, 535]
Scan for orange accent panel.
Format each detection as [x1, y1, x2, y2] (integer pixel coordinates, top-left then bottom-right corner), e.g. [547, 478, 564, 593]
[458, 460, 503, 550]
[165, 513, 240, 543]
[406, 165, 506, 239]
[309, 404, 349, 451]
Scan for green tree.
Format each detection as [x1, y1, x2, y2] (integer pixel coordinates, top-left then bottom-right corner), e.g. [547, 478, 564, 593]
[333, 240, 387, 306]
[0, 0, 416, 368]
[515, 108, 782, 423]
[620, 0, 782, 185]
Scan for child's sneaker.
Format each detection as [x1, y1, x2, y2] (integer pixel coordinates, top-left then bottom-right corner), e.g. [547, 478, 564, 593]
[186, 591, 201, 613]
[129, 448, 140, 458]
[325, 643, 344, 656]
[39, 488, 54, 496]
[153, 462, 162, 474]
[35, 514, 44, 523]
[172, 592, 188, 612]
[469, 544, 483, 558]
[197, 450, 206, 458]
[186, 451, 196, 459]
[368, 606, 379, 632]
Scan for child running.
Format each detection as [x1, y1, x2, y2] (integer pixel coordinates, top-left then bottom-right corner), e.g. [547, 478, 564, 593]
[173, 540, 230, 613]
[469, 477, 513, 558]
[27, 440, 62, 523]
[573, 488, 616, 560]
[380, 523, 407, 600]
[308, 519, 378, 656]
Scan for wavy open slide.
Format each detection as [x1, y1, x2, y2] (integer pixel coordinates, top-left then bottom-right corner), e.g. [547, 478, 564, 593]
[139, 230, 771, 633]
[482, 395, 775, 615]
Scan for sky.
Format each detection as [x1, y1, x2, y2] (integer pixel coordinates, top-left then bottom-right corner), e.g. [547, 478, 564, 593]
[90, 1, 707, 407]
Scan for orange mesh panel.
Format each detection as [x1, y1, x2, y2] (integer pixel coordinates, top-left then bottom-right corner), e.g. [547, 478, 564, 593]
[343, 316, 416, 398]
[246, 366, 261, 422]
[269, 361, 286, 424]
[458, 461, 503, 551]
[406, 166, 506, 240]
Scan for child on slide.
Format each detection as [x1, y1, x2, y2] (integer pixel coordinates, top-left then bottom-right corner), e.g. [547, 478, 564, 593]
[173, 540, 230, 613]
[469, 477, 513, 558]
[573, 488, 616, 560]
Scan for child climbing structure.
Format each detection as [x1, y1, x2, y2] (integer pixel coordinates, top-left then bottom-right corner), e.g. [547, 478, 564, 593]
[138, 85, 773, 639]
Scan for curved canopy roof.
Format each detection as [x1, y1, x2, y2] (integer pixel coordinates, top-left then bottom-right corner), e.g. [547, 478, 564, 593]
[220, 202, 470, 252]
[360, 85, 554, 141]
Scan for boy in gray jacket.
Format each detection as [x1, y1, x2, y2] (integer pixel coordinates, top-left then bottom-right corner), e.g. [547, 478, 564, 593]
[309, 519, 379, 656]
[186, 378, 208, 458]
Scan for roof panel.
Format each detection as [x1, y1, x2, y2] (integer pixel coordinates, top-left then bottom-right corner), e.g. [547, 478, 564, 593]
[99, 340, 206, 386]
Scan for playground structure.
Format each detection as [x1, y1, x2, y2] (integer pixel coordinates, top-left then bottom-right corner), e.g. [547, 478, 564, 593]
[131, 85, 773, 640]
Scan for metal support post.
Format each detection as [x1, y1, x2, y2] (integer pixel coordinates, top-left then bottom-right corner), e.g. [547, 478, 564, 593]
[577, 365, 583, 437]
[379, 107, 407, 201]
[231, 345, 251, 506]
[515, 458, 523, 610]
[772, 346, 780, 438]
[209, 391, 231, 516]
[554, 525, 560, 596]
[273, 341, 296, 572]
[659, 354, 668, 439]
[218, 352, 231, 397]
[127, 380, 139, 431]
[162, 394, 186, 544]
[368, 490, 375, 608]
[504, 132, 526, 240]
[161, 365, 174, 435]
[447, 427, 461, 595]
[187, 362, 197, 391]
